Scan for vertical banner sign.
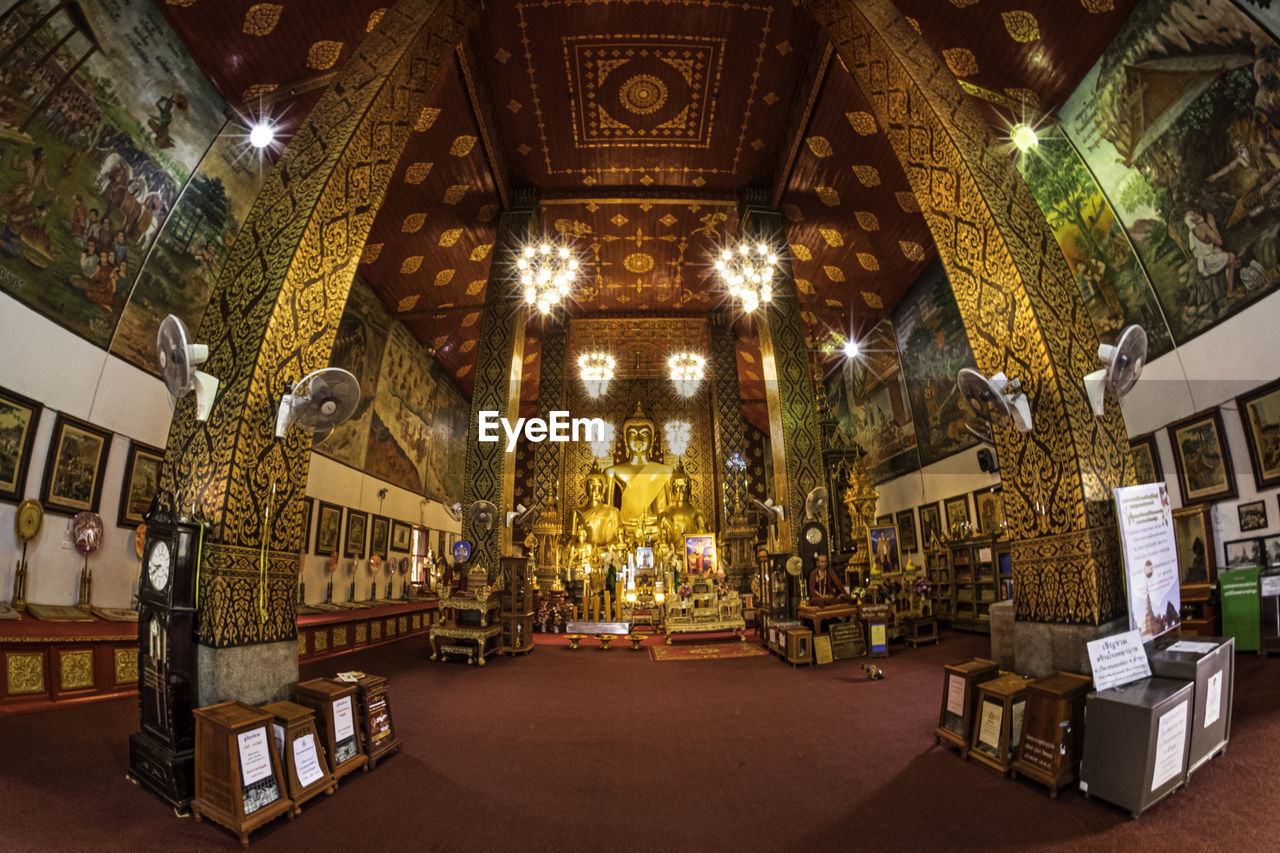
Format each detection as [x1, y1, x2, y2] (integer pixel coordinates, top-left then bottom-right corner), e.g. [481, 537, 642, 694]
[1114, 484, 1180, 643]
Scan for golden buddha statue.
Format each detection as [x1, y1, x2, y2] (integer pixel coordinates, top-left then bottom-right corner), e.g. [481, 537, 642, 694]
[571, 461, 620, 547]
[604, 402, 672, 530]
[658, 459, 707, 548]
[564, 527, 596, 581]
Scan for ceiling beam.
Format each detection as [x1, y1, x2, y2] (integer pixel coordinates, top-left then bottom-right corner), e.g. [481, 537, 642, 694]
[768, 41, 833, 210]
[457, 37, 513, 209]
[540, 189, 737, 207]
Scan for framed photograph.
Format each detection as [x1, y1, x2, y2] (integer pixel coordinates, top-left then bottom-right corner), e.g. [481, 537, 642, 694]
[895, 508, 918, 553]
[868, 525, 900, 575]
[370, 514, 390, 560]
[1128, 433, 1163, 486]
[116, 442, 162, 527]
[344, 509, 368, 559]
[683, 533, 719, 576]
[314, 501, 342, 556]
[1167, 408, 1237, 505]
[1238, 500, 1268, 533]
[918, 502, 943, 548]
[1237, 378, 1280, 491]
[39, 413, 111, 515]
[1223, 537, 1264, 570]
[971, 487, 1006, 537]
[0, 385, 41, 502]
[875, 514, 891, 528]
[1172, 505, 1216, 587]
[390, 519, 413, 553]
[1263, 534, 1280, 569]
[943, 494, 971, 537]
[437, 529, 446, 557]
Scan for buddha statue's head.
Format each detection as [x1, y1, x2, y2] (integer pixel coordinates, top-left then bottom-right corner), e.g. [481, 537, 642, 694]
[670, 459, 691, 502]
[585, 462, 606, 505]
[622, 402, 656, 459]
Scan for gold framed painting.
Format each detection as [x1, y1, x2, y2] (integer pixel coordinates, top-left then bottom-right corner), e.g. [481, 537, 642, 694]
[116, 441, 162, 527]
[895, 508, 918, 553]
[370, 514, 390, 561]
[868, 524, 900, 575]
[39, 413, 112, 515]
[344, 508, 368, 559]
[1167, 408, 1237, 505]
[943, 494, 971, 537]
[1237, 378, 1280, 491]
[1171, 505, 1215, 587]
[314, 501, 342, 556]
[971, 487, 1006, 537]
[683, 533, 719, 576]
[918, 502, 943, 548]
[0, 385, 41, 502]
[1128, 433, 1163, 486]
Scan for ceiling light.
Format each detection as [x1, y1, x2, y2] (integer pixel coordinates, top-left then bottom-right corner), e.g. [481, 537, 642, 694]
[1011, 123, 1038, 153]
[843, 338, 860, 359]
[578, 351, 615, 399]
[518, 238, 579, 316]
[249, 121, 275, 149]
[668, 352, 706, 397]
[713, 240, 781, 313]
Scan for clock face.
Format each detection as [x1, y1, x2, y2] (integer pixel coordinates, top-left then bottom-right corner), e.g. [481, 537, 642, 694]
[805, 525, 824, 545]
[147, 539, 172, 592]
[15, 499, 42, 542]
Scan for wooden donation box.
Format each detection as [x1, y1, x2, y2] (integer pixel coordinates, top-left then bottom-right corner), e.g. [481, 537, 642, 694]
[352, 674, 402, 769]
[968, 672, 1033, 774]
[1079, 677, 1193, 818]
[935, 658, 999, 756]
[259, 700, 337, 810]
[291, 678, 368, 780]
[786, 628, 813, 667]
[1146, 636, 1234, 778]
[190, 701, 294, 847]
[1009, 671, 1092, 797]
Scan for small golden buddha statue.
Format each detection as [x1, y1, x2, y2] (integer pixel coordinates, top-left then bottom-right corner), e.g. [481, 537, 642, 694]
[571, 461, 621, 547]
[658, 459, 707, 550]
[564, 527, 596, 581]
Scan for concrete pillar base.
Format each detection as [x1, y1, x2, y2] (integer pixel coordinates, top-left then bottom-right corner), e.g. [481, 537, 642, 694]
[989, 600, 1015, 669]
[1013, 616, 1127, 678]
[196, 640, 299, 707]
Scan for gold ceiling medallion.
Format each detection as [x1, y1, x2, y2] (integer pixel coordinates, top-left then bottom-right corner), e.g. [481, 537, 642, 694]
[623, 252, 655, 274]
[619, 74, 668, 115]
[1001, 11, 1040, 43]
[845, 111, 877, 135]
[243, 4, 284, 37]
[899, 241, 925, 262]
[852, 165, 881, 186]
[307, 40, 344, 71]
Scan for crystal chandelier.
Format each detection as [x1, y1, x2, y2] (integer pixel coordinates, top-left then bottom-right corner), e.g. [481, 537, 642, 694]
[517, 241, 579, 315]
[578, 351, 615, 399]
[668, 352, 705, 397]
[714, 241, 780, 313]
[664, 420, 691, 457]
[589, 422, 615, 461]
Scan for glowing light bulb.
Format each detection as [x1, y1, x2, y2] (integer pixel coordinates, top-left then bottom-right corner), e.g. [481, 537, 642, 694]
[843, 339, 860, 359]
[249, 121, 275, 149]
[524, 246, 535, 258]
[558, 247, 570, 259]
[539, 243, 551, 255]
[1011, 123, 1038, 153]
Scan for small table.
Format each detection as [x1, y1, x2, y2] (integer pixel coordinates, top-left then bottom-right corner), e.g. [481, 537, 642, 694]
[565, 621, 631, 650]
[797, 603, 857, 637]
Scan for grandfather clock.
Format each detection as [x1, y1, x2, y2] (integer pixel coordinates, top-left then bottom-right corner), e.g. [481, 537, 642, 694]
[127, 500, 200, 812]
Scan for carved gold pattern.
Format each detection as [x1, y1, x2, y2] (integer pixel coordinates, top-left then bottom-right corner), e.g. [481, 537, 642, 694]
[401, 256, 424, 274]
[194, 542, 299, 646]
[298, 634, 307, 656]
[6, 652, 43, 695]
[805, 136, 833, 158]
[398, 294, 420, 312]
[439, 228, 463, 247]
[470, 243, 493, 261]
[795, 277, 814, 295]
[415, 107, 441, 131]
[443, 185, 468, 204]
[854, 212, 879, 231]
[789, 243, 812, 261]
[1001, 11, 1040, 43]
[307, 40, 344, 70]
[856, 253, 879, 271]
[413, 614, 422, 629]
[399, 616, 408, 633]
[815, 187, 840, 207]
[356, 624, 368, 643]
[852, 165, 880, 186]
[387, 618, 397, 636]
[402, 213, 426, 233]
[243, 4, 284, 36]
[371, 621, 382, 640]
[314, 629, 328, 651]
[243, 83, 278, 103]
[819, 228, 844, 247]
[895, 191, 920, 212]
[1081, 0, 1114, 12]
[114, 648, 138, 684]
[899, 240, 925, 261]
[362, 243, 383, 263]
[465, 278, 486, 295]
[404, 162, 433, 184]
[845, 111, 876, 135]
[941, 48, 978, 77]
[450, 135, 477, 156]
[58, 650, 93, 690]
[368, 9, 388, 31]
[861, 291, 883, 309]
[333, 626, 348, 646]
[434, 269, 456, 287]
[823, 265, 844, 282]
[623, 253, 655, 274]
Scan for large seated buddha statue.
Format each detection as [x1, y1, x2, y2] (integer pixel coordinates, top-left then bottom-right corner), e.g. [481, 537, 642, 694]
[571, 461, 620, 547]
[658, 459, 707, 550]
[604, 403, 671, 533]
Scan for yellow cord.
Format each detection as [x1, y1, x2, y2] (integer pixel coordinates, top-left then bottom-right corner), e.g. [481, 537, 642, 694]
[260, 483, 276, 623]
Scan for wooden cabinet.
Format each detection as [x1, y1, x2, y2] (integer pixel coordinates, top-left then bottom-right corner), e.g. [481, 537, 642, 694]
[500, 556, 535, 656]
[291, 679, 367, 781]
[351, 674, 402, 770]
[968, 673, 1033, 775]
[785, 628, 813, 667]
[258, 700, 337, 811]
[1010, 671, 1091, 797]
[948, 537, 1010, 634]
[925, 547, 953, 623]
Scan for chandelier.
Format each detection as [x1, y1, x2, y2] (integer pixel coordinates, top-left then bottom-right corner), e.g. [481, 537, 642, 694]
[578, 351, 615, 399]
[664, 420, 691, 457]
[517, 241, 579, 315]
[589, 422, 615, 461]
[668, 352, 705, 397]
[714, 241, 780, 313]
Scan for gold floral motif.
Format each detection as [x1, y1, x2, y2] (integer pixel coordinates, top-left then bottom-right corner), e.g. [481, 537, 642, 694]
[367, 9, 387, 31]
[166, 0, 197, 6]
[297, 634, 307, 656]
[459, 339, 476, 353]
[845, 111, 876, 135]
[397, 294, 420, 312]
[795, 278, 814, 295]
[387, 618, 397, 636]
[455, 364, 472, 378]
[400, 256, 423, 274]
[114, 648, 138, 684]
[1002, 11, 1040, 42]
[402, 213, 426, 233]
[1003, 87, 1040, 109]
[825, 298, 843, 308]
[243, 4, 284, 36]
[895, 191, 920, 213]
[443, 185, 468, 205]
[857, 253, 880, 271]
[782, 203, 803, 222]
[461, 311, 480, 327]
[450, 135, 477, 156]
[805, 136, 833, 158]
[790, 243, 811, 261]
[404, 162, 433, 184]
[861, 291, 883, 309]
[59, 650, 93, 690]
[851, 165, 881, 186]
[371, 621, 382, 640]
[948, 0, 979, 7]
[314, 630, 328, 651]
[439, 228, 463, 247]
[361, 243, 383, 264]
[623, 253, 655, 274]
[823, 265, 844, 282]
[899, 241, 925, 261]
[941, 48, 979, 77]
[307, 40, 344, 71]
[1081, 0, 1114, 11]
[356, 624, 368, 644]
[399, 616, 408, 633]
[507, 99, 522, 113]
[819, 228, 844, 247]
[413, 614, 422, 629]
[470, 243, 493, 261]
[618, 75, 668, 115]
[8, 653, 44, 694]
[465, 279, 486, 296]
[242, 83, 278, 103]
[333, 626, 347, 646]
[815, 187, 840, 207]
[434, 269, 455, 287]
[854, 212, 880, 231]
[415, 107, 441, 132]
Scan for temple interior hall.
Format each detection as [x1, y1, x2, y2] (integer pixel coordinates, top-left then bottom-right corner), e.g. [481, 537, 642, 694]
[1, 0, 1279, 850]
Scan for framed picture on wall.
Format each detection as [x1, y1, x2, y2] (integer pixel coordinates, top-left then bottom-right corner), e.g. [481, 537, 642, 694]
[971, 487, 1006, 537]
[895, 509, 918, 553]
[39, 413, 111, 515]
[437, 529, 446, 557]
[943, 494, 971, 537]
[1237, 378, 1280, 491]
[116, 442, 163, 527]
[1172, 505, 1215, 587]
[918, 502, 943, 548]
[1238, 500, 1268, 533]
[344, 509, 368, 559]
[390, 519, 412, 553]
[875, 514, 891, 528]
[868, 525, 900, 575]
[1167, 408, 1237, 505]
[1128, 433, 1163, 486]
[370, 514, 390, 560]
[0, 385, 41, 502]
[1223, 538, 1264, 570]
[314, 501, 342, 556]
[1263, 534, 1280, 568]
[684, 533, 719, 576]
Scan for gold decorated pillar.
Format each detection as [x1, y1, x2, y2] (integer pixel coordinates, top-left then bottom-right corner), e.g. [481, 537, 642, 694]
[460, 196, 538, 574]
[741, 196, 825, 556]
[158, 0, 478, 706]
[530, 317, 567, 586]
[811, 0, 1132, 668]
[709, 311, 756, 589]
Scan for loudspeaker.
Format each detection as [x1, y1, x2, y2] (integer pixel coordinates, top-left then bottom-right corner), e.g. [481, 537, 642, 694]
[977, 448, 998, 473]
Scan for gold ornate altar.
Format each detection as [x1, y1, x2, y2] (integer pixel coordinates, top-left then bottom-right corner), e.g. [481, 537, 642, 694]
[662, 574, 746, 643]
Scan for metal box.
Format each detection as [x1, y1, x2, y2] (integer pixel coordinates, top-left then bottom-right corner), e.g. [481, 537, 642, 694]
[1146, 636, 1234, 778]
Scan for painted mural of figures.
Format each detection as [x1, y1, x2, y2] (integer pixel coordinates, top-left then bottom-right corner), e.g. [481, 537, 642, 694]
[1205, 119, 1280, 229]
[147, 92, 187, 150]
[1184, 210, 1240, 296]
[0, 147, 53, 212]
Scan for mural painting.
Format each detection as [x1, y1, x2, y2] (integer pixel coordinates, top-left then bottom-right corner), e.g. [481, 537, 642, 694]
[0, 0, 223, 347]
[425, 377, 468, 505]
[364, 322, 438, 496]
[1060, 0, 1280, 344]
[314, 276, 391, 471]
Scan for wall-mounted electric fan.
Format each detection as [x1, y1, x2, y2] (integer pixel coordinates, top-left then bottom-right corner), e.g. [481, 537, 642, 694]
[1083, 324, 1147, 416]
[156, 315, 219, 421]
[469, 500, 497, 535]
[956, 367, 1033, 433]
[275, 368, 360, 439]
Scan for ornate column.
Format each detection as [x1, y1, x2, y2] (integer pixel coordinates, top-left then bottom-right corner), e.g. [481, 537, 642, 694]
[708, 312, 755, 590]
[530, 317, 567, 587]
[158, 0, 478, 705]
[741, 196, 825, 556]
[811, 0, 1132, 674]
[460, 196, 538, 575]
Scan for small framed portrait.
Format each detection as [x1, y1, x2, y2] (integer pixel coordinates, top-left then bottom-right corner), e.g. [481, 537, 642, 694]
[636, 546, 654, 571]
[1128, 433, 1163, 486]
[370, 514, 390, 560]
[918, 502, 943, 548]
[1167, 408, 1237, 505]
[683, 533, 719, 576]
[971, 487, 1006, 537]
[875, 514, 891, 528]
[895, 508, 918, 553]
[1263, 534, 1280, 569]
[314, 501, 342, 556]
[868, 525, 900, 575]
[1172, 505, 1215, 587]
[1223, 538, 1264, 570]
[39, 413, 112, 515]
[944, 494, 972, 537]
[344, 509, 368, 559]
[1238, 500, 1268, 533]
[390, 519, 413, 553]
[117, 442, 163, 527]
[1237, 378, 1280, 491]
[0, 385, 41, 502]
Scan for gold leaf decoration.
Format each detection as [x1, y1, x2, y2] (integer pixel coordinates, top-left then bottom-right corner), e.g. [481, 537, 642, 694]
[434, 269, 455, 288]
[470, 243, 493, 261]
[400, 256, 422, 274]
[949, 0, 979, 7]
[819, 228, 844, 247]
[242, 83, 277, 103]
[1004, 87, 1041, 109]
[826, 298, 843, 308]
[456, 364, 472, 378]
[366, 8, 386, 31]
[795, 278, 815, 295]
[477, 205, 497, 223]
[896, 191, 921, 213]
[1002, 10, 1040, 42]
[852, 165, 881, 187]
[741, 350, 755, 363]
[782, 203, 804, 223]
[243, 4, 283, 36]
[466, 279, 486, 295]
[450, 135, 477, 157]
[360, 243, 383, 264]
[401, 213, 426, 233]
[855, 211, 880, 231]
[861, 291, 884, 309]
[507, 99, 522, 113]
[494, 47, 511, 63]
[823, 265, 845, 282]
[805, 136, 833, 158]
[846, 111, 877, 135]
[942, 48, 979, 77]
[433, 335, 449, 350]
[623, 253, 655, 274]
[439, 228, 462, 247]
[899, 241, 925, 261]
[397, 294, 420, 312]
[857, 253, 880, 271]
[415, 107, 440, 132]
[461, 312, 480, 327]
[404, 162, 433, 184]
[790, 243, 812, 261]
[306, 40, 344, 71]
[459, 339, 476, 354]
[1081, 0, 1113, 11]
[443, 185, 468, 205]
[801, 310, 816, 325]
[524, 352, 537, 365]
[815, 186, 840, 207]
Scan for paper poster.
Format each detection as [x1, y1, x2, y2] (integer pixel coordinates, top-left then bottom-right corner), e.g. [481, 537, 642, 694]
[870, 623, 886, 650]
[237, 727, 274, 786]
[978, 700, 1003, 749]
[1151, 700, 1188, 791]
[273, 723, 285, 758]
[1205, 671, 1223, 728]
[1011, 700, 1026, 750]
[293, 734, 326, 788]
[1087, 629, 1152, 691]
[1113, 484, 1180, 642]
[333, 696, 355, 742]
[1166, 640, 1218, 654]
[1261, 574, 1280, 597]
[946, 674, 966, 717]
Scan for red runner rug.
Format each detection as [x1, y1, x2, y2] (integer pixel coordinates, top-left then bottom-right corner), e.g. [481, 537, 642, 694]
[648, 641, 767, 662]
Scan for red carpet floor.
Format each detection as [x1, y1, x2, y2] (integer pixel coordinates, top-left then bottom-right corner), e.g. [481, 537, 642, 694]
[1, 630, 1277, 852]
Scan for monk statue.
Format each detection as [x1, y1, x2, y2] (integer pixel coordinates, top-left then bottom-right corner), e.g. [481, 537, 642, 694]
[658, 459, 707, 550]
[807, 553, 853, 607]
[571, 461, 620, 547]
[604, 402, 672, 530]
